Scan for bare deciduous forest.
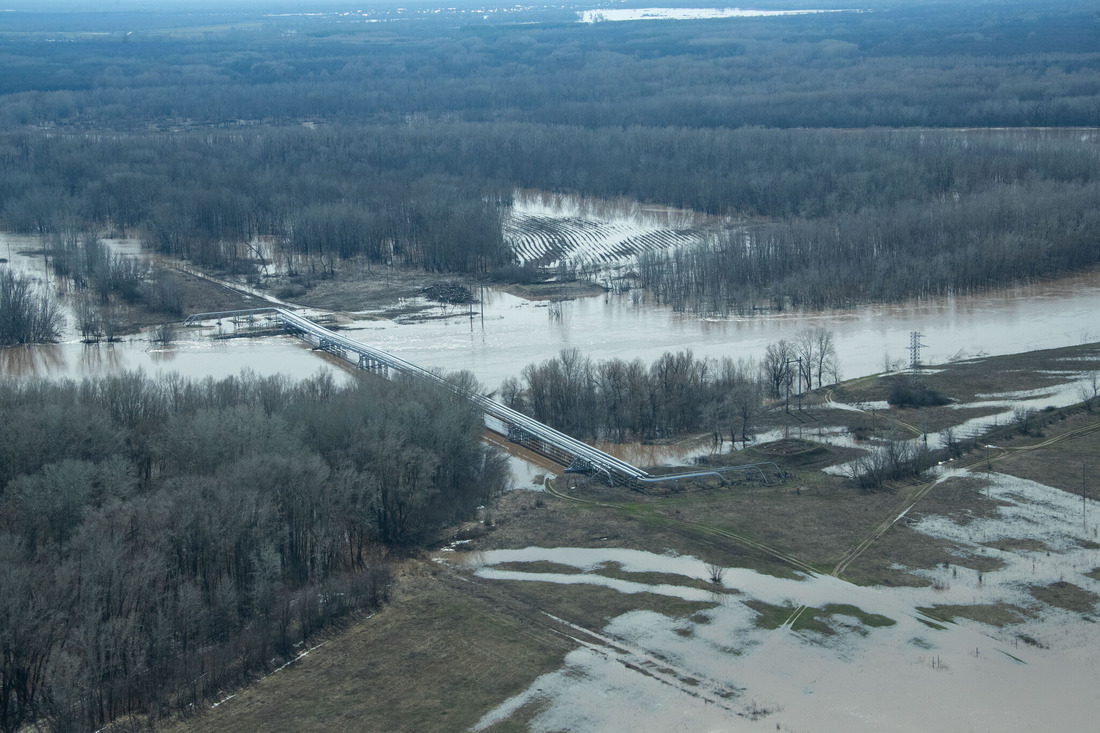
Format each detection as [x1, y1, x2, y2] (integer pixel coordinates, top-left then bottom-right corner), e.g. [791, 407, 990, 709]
[2, 0, 1100, 730]
[504, 329, 837, 443]
[0, 1, 1097, 302]
[0, 370, 506, 732]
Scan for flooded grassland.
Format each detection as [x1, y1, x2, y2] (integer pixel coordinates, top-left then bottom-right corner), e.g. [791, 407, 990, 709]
[443, 412, 1100, 730]
[425, 342, 1100, 732]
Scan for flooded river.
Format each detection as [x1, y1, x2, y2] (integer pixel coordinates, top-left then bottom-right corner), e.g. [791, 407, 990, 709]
[3, 232, 1099, 394]
[343, 270, 1100, 393]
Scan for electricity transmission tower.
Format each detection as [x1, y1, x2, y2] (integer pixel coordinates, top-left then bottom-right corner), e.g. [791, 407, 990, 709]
[908, 331, 925, 371]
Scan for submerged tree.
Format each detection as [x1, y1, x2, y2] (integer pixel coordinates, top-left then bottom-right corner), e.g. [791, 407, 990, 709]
[0, 269, 64, 345]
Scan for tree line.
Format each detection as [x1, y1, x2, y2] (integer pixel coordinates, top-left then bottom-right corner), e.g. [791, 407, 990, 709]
[501, 331, 837, 444]
[0, 369, 507, 732]
[0, 2, 1096, 132]
[3, 125, 1098, 285]
[0, 1, 1096, 297]
[638, 175, 1100, 312]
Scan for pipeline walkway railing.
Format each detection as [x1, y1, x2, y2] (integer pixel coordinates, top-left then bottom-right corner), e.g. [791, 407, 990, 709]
[184, 307, 780, 488]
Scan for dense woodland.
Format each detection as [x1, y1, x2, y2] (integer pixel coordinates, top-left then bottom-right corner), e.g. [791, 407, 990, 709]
[502, 328, 837, 442]
[638, 171, 1100, 312]
[0, 370, 507, 732]
[2, 2, 1098, 130]
[0, 0, 1098, 303]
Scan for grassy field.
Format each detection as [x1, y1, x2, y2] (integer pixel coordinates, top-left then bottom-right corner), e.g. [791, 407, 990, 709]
[165, 342, 1100, 732]
[168, 565, 575, 733]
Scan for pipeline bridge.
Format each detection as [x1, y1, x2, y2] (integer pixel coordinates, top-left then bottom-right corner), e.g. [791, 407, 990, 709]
[184, 307, 779, 489]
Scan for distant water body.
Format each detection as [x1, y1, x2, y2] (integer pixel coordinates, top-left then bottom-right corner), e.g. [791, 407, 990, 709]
[578, 8, 854, 23]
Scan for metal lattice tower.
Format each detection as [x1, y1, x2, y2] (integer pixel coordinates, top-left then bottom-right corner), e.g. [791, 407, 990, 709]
[908, 331, 925, 371]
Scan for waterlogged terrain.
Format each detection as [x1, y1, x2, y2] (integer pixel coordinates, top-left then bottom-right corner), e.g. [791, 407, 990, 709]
[812, 371, 1100, 480]
[505, 190, 712, 268]
[9, 262, 1099, 396]
[0, 232, 346, 383]
[5, 198, 1100, 394]
[450, 470, 1100, 731]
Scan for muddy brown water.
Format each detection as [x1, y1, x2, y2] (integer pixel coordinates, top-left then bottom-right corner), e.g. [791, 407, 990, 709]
[3, 231, 1099, 397]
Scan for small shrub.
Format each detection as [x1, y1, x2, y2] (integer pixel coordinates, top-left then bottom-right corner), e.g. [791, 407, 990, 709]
[887, 375, 950, 408]
[152, 322, 176, 345]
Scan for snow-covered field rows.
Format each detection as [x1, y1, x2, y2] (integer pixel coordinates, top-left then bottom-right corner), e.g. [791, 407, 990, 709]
[504, 190, 715, 270]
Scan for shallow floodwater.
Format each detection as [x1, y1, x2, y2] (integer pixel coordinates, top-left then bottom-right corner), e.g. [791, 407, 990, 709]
[342, 270, 1100, 394]
[0, 233, 345, 383]
[578, 7, 850, 23]
[3, 231, 1100, 414]
[451, 471, 1100, 731]
[0, 336, 347, 384]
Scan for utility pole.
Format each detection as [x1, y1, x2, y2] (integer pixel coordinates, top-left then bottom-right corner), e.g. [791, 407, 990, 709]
[785, 359, 791, 413]
[784, 357, 803, 413]
[1084, 462, 1088, 533]
[797, 356, 803, 411]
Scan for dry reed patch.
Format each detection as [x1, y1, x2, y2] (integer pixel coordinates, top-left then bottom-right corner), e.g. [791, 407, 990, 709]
[827, 343, 1100, 417]
[982, 538, 1051, 553]
[591, 561, 729, 594]
[469, 487, 645, 552]
[745, 600, 895, 636]
[911, 475, 1008, 523]
[660, 480, 897, 566]
[911, 344, 1100, 401]
[471, 485, 798, 578]
[287, 265, 433, 312]
[841, 523, 1006, 588]
[487, 578, 719, 628]
[992, 410, 1100, 495]
[492, 560, 584, 575]
[1029, 581, 1099, 614]
[917, 603, 1032, 627]
[499, 280, 606, 301]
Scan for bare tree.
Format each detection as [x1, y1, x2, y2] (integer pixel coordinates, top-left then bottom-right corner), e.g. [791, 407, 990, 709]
[0, 270, 64, 345]
[761, 339, 795, 400]
[794, 327, 838, 390]
[725, 381, 763, 445]
[1014, 405, 1038, 435]
[76, 295, 103, 342]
